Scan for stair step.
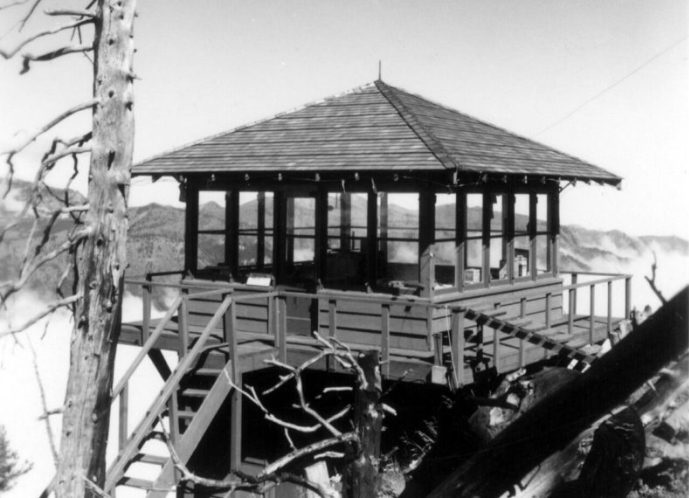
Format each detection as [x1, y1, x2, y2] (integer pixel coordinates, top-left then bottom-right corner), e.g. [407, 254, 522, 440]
[119, 476, 154, 490]
[193, 368, 222, 376]
[178, 409, 196, 419]
[180, 388, 209, 398]
[135, 453, 168, 465]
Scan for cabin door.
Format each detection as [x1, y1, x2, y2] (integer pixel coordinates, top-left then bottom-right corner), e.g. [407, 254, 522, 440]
[281, 192, 319, 335]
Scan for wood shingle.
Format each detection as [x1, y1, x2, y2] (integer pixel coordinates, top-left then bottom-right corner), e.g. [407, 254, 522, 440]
[134, 81, 621, 185]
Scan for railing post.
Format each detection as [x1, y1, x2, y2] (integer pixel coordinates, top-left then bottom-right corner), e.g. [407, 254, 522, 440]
[451, 309, 465, 386]
[142, 271, 152, 343]
[625, 276, 632, 319]
[568, 288, 575, 334]
[589, 284, 595, 344]
[277, 294, 287, 362]
[328, 299, 337, 339]
[571, 272, 578, 316]
[118, 382, 128, 451]
[492, 325, 500, 372]
[381, 304, 390, 378]
[178, 288, 189, 357]
[545, 292, 552, 329]
[607, 280, 613, 334]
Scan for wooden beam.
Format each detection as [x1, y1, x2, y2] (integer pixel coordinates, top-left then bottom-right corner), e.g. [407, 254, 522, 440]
[366, 190, 378, 286]
[549, 186, 560, 276]
[529, 193, 537, 279]
[455, 190, 466, 291]
[315, 187, 328, 285]
[256, 191, 265, 271]
[340, 192, 352, 251]
[184, 181, 198, 274]
[226, 190, 240, 279]
[273, 191, 286, 283]
[482, 192, 491, 288]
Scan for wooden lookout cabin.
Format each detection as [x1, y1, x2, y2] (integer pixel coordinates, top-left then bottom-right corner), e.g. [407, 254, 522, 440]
[107, 81, 632, 496]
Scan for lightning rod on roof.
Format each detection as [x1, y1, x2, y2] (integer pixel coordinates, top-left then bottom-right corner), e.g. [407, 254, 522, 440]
[378, 60, 382, 80]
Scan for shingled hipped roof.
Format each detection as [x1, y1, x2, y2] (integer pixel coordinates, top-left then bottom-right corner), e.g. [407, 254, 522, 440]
[134, 80, 621, 185]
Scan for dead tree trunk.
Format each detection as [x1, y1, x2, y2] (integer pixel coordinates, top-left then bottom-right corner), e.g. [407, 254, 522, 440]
[55, 1, 136, 496]
[343, 350, 384, 498]
[428, 285, 688, 498]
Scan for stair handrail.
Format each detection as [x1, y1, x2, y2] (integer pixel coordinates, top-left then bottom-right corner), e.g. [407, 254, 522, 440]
[112, 294, 183, 400]
[104, 294, 234, 492]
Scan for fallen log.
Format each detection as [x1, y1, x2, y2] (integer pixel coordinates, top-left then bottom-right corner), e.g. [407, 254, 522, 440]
[428, 285, 689, 498]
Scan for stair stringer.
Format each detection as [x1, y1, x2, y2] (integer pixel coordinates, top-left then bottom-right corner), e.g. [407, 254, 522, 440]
[147, 359, 235, 498]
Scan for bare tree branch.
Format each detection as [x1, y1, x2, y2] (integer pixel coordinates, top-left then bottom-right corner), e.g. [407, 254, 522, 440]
[18, 0, 41, 30]
[1, 99, 98, 157]
[44, 8, 97, 19]
[158, 420, 339, 497]
[0, 18, 92, 59]
[27, 334, 59, 467]
[21, 42, 93, 73]
[0, 293, 82, 338]
[644, 252, 668, 305]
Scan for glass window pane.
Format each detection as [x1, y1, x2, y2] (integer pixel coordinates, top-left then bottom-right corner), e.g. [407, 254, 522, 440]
[198, 234, 225, 268]
[514, 194, 530, 235]
[490, 193, 507, 282]
[536, 194, 548, 233]
[380, 193, 419, 282]
[465, 193, 483, 284]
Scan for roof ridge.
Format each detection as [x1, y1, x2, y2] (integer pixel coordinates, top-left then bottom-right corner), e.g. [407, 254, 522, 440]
[374, 80, 459, 172]
[384, 83, 620, 180]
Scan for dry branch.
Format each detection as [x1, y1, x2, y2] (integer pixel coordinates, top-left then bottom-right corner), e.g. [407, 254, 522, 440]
[21, 42, 93, 73]
[0, 293, 81, 338]
[645, 252, 668, 305]
[0, 18, 92, 59]
[27, 335, 59, 467]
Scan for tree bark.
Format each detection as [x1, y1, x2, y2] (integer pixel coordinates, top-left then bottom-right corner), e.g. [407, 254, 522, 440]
[343, 350, 383, 498]
[428, 285, 688, 498]
[55, 1, 136, 496]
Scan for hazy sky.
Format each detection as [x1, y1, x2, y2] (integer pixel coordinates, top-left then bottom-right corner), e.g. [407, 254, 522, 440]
[1, 0, 687, 238]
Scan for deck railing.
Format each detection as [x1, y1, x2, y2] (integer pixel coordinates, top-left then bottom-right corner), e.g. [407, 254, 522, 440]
[120, 269, 632, 395]
[561, 270, 632, 343]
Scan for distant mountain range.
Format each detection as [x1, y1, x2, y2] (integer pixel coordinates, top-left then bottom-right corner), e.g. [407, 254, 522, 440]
[1, 180, 687, 299]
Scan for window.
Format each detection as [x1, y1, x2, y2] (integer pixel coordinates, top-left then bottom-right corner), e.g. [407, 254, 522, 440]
[197, 191, 226, 270]
[535, 193, 551, 276]
[378, 193, 419, 283]
[325, 192, 366, 288]
[513, 193, 531, 279]
[488, 193, 508, 283]
[434, 193, 456, 286]
[465, 193, 483, 285]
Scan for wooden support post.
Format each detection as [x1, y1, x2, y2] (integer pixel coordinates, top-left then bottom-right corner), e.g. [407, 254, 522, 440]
[451, 309, 465, 386]
[184, 181, 199, 274]
[545, 293, 552, 328]
[625, 277, 632, 319]
[340, 192, 352, 250]
[230, 374, 243, 471]
[118, 382, 128, 451]
[589, 285, 595, 344]
[286, 196, 295, 268]
[277, 295, 287, 362]
[273, 191, 286, 283]
[529, 193, 537, 279]
[506, 190, 515, 284]
[257, 191, 266, 271]
[379, 192, 388, 260]
[568, 289, 575, 335]
[226, 190, 240, 279]
[493, 326, 500, 372]
[168, 394, 179, 447]
[420, 246, 435, 298]
[419, 189, 436, 267]
[366, 190, 378, 287]
[178, 289, 189, 357]
[328, 299, 337, 340]
[607, 280, 613, 334]
[381, 304, 390, 378]
[571, 273, 579, 316]
[550, 187, 560, 276]
[519, 297, 526, 367]
[315, 188, 328, 285]
[482, 192, 491, 288]
[142, 263, 152, 343]
[455, 190, 466, 291]
[224, 298, 238, 376]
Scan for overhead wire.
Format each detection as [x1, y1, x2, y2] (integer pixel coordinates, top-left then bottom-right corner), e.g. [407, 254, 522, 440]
[536, 36, 687, 136]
